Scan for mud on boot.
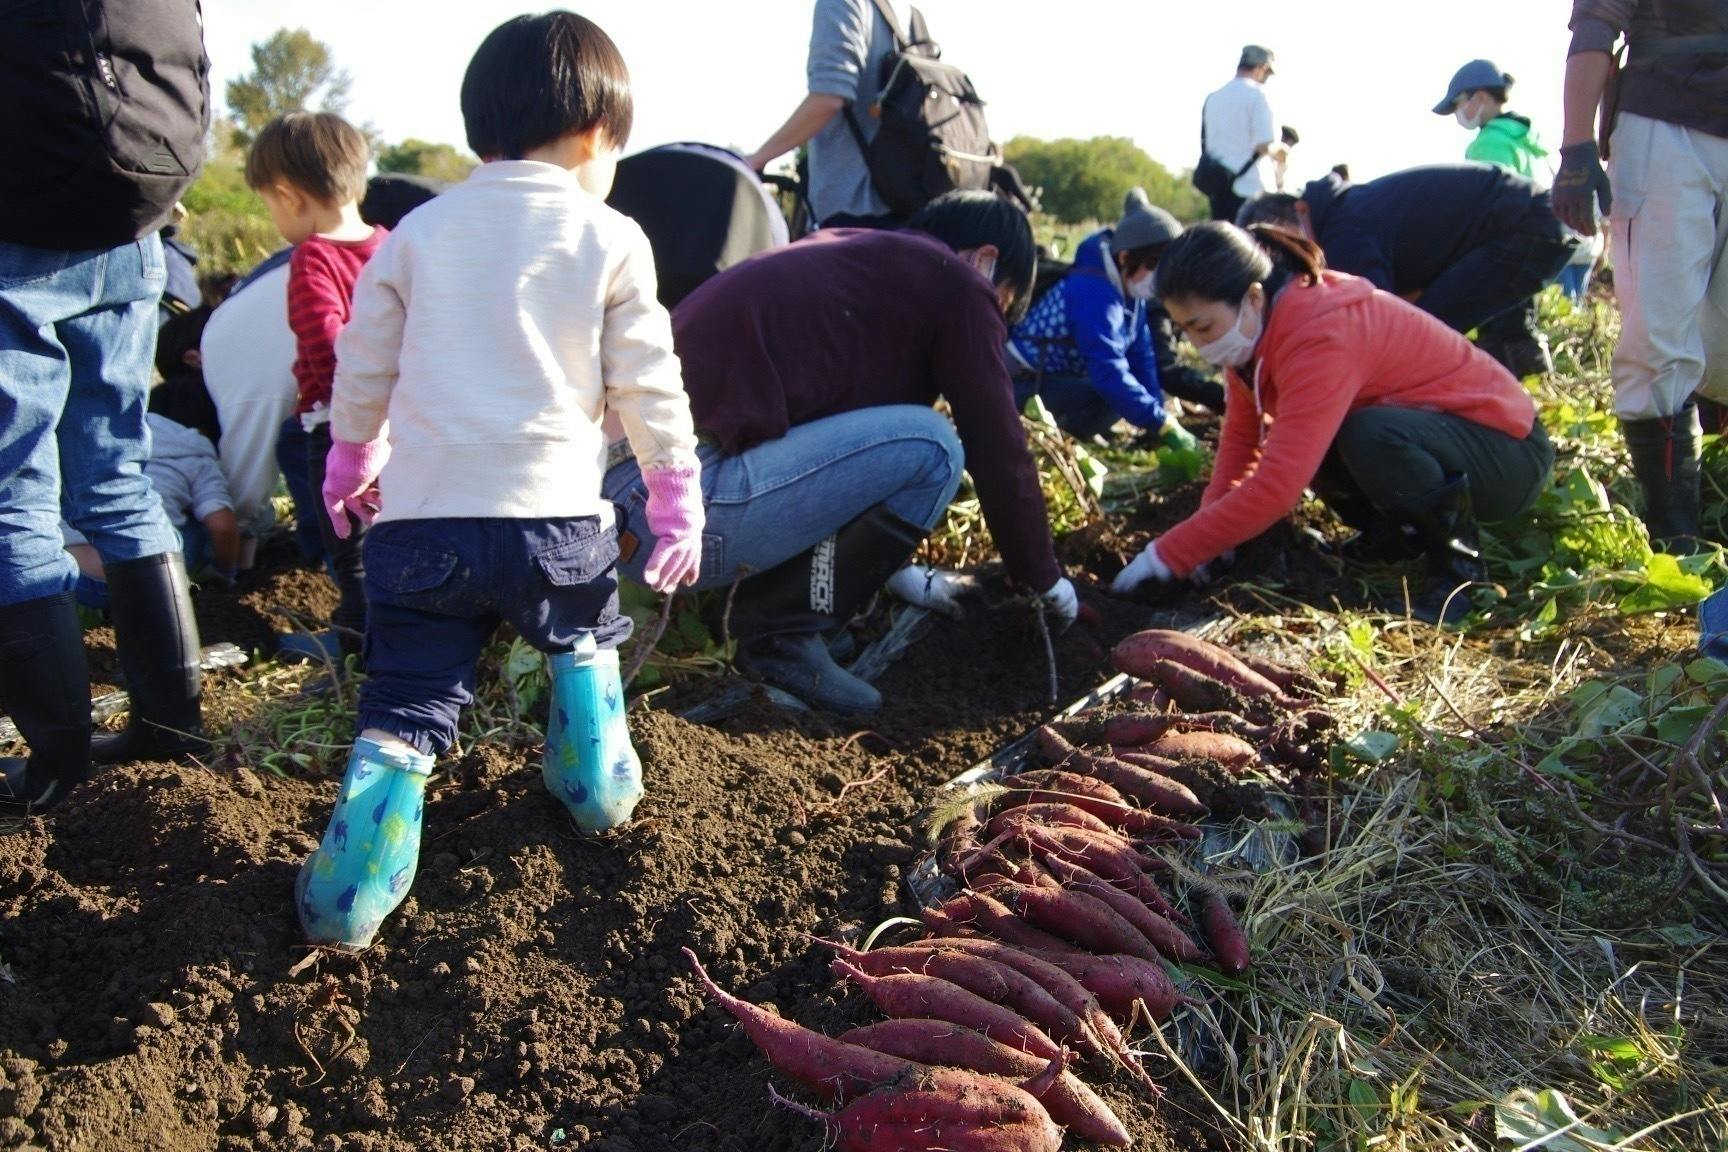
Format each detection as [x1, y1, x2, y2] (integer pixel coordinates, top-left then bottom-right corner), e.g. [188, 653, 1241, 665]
[542, 637, 643, 832]
[296, 737, 431, 950]
[1404, 475, 1489, 628]
[0, 592, 93, 815]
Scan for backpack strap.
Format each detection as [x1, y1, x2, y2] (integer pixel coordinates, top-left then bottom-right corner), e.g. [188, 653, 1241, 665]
[1200, 93, 1263, 179]
[867, 0, 909, 52]
[843, 0, 907, 160]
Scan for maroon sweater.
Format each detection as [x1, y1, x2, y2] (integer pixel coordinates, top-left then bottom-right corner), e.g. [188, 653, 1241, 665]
[673, 229, 1060, 591]
[288, 228, 387, 415]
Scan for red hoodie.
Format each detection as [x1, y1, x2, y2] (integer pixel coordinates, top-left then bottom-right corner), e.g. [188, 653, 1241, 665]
[1156, 272, 1537, 577]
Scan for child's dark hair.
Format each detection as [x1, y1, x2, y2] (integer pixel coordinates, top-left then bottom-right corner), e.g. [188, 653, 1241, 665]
[155, 306, 211, 381]
[1117, 242, 1172, 280]
[245, 112, 371, 204]
[1234, 192, 1302, 231]
[905, 191, 1037, 322]
[1155, 222, 1324, 305]
[461, 11, 634, 161]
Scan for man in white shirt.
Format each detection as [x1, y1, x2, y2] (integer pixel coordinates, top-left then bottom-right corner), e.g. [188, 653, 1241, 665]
[1201, 44, 1284, 223]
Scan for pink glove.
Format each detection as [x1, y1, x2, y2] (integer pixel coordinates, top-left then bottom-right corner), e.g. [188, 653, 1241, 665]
[323, 436, 390, 540]
[641, 465, 704, 592]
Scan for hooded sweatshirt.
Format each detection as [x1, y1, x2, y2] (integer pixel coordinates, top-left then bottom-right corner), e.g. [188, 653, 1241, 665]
[1155, 272, 1538, 577]
[143, 413, 232, 530]
[1008, 229, 1169, 430]
[1467, 114, 1550, 180]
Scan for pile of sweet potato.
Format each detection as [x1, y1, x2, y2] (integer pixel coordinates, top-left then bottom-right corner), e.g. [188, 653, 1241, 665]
[685, 630, 1330, 1149]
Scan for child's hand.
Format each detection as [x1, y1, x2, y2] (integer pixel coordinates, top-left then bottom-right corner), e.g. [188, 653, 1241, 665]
[323, 437, 391, 539]
[641, 465, 704, 593]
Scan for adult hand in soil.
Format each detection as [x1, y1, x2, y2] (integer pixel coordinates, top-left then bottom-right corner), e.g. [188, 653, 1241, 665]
[323, 436, 390, 539]
[1553, 142, 1611, 235]
[1111, 540, 1174, 594]
[886, 565, 978, 619]
[1038, 577, 1079, 629]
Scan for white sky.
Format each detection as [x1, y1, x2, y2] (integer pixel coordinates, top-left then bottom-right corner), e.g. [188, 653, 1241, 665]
[202, 0, 1576, 189]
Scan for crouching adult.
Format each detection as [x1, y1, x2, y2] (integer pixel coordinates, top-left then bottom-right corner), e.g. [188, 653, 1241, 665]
[1112, 223, 1556, 626]
[603, 192, 1079, 713]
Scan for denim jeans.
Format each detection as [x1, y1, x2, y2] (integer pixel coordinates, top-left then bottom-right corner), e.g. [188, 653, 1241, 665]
[601, 405, 964, 590]
[358, 516, 632, 755]
[275, 417, 326, 564]
[0, 236, 176, 605]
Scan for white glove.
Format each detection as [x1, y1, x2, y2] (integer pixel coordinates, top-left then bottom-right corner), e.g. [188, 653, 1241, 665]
[1037, 577, 1079, 628]
[1112, 540, 1175, 594]
[886, 565, 978, 618]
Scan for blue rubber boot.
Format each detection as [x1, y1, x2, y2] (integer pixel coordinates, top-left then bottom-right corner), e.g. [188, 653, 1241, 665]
[543, 636, 643, 831]
[1702, 586, 1728, 662]
[296, 736, 432, 949]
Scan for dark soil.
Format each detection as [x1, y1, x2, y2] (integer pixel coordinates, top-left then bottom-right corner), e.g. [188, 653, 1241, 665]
[0, 488, 1333, 1151]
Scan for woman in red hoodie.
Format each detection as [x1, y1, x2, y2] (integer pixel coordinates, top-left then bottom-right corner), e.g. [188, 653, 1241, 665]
[1112, 222, 1554, 624]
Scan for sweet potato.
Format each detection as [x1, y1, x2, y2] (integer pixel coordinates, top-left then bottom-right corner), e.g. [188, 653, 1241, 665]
[831, 959, 1064, 1060]
[990, 881, 1164, 965]
[770, 1065, 1063, 1152]
[1032, 950, 1185, 1023]
[683, 948, 911, 1102]
[1037, 855, 1206, 962]
[1198, 892, 1252, 975]
[1140, 730, 1259, 772]
[987, 801, 1117, 839]
[999, 773, 1202, 840]
[1135, 658, 1247, 714]
[1112, 629, 1289, 701]
[825, 942, 1103, 1062]
[1232, 648, 1328, 699]
[892, 938, 1128, 1064]
[1033, 727, 1204, 815]
[921, 891, 1086, 958]
[1128, 683, 1172, 710]
[837, 1020, 1131, 1146]
[1036, 849, 1187, 926]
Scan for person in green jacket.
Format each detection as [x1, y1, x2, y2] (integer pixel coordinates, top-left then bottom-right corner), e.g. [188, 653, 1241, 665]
[1433, 58, 1560, 377]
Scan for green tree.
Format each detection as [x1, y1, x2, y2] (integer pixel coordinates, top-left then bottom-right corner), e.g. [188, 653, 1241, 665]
[1005, 136, 1207, 227]
[377, 138, 478, 184]
[224, 28, 352, 148]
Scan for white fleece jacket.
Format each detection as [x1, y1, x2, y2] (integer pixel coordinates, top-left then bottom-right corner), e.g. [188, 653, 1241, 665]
[331, 161, 699, 522]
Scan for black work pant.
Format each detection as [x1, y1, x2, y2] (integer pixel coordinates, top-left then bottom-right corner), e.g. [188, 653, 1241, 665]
[1417, 194, 1575, 335]
[1312, 406, 1555, 525]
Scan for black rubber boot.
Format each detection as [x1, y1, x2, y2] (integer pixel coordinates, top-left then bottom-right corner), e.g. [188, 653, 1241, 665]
[0, 592, 93, 814]
[1623, 403, 1703, 552]
[92, 553, 207, 765]
[1403, 476, 1489, 627]
[730, 506, 927, 715]
[1313, 473, 1419, 563]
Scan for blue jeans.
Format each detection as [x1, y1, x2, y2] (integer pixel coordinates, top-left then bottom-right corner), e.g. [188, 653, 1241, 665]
[0, 236, 176, 606]
[601, 405, 964, 590]
[357, 516, 631, 755]
[276, 417, 326, 564]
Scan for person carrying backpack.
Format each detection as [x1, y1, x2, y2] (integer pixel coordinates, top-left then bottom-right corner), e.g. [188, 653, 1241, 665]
[0, 0, 210, 814]
[745, 0, 1005, 227]
[1196, 45, 1285, 223]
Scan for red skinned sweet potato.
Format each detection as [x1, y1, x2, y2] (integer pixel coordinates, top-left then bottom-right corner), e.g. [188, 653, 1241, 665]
[999, 774, 1203, 840]
[1032, 950, 1185, 1023]
[1199, 892, 1252, 975]
[1112, 630, 1290, 701]
[987, 801, 1117, 840]
[1233, 648, 1328, 699]
[1129, 683, 1172, 710]
[1032, 727, 1204, 815]
[770, 1064, 1063, 1152]
[830, 959, 1063, 1060]
[1036, 855, 1206, 962]
[1141, 730, 1260, 772]
[825, 942, 1103, 1063]
[990, 881, 1165, 965]
[921, 891, 1085, 957]
[1035, 849, 1187, 926]
[837, 1020, 1131, 1145]
[683, 948, 911, 1102]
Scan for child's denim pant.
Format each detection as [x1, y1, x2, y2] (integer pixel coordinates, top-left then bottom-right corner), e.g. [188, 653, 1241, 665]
[356, 515, 632, 755]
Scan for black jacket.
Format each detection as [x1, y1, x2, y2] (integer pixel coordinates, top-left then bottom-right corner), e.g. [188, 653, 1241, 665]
[0, 0, 210, 250]
[1301, 165, 1550, 297]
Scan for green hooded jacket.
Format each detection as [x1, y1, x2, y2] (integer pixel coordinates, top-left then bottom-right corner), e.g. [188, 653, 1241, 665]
[1465, 114, 1548, 180]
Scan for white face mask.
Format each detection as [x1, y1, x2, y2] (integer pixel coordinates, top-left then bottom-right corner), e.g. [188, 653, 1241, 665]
[1127, 271, 1157, 302]
[1454, 103, 1487, 131]
[1196, 293, 1263, 368]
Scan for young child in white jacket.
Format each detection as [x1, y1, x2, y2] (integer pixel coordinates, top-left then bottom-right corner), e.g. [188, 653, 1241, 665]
[296, 11, 705, 950]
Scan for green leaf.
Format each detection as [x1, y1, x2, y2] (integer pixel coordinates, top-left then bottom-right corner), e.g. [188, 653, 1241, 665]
[1573, 684, 1643, 738]
[1655, 703, 1716, 746]
[502, 638, 542, 685]
[1495, 1088, 1625, 1151]
[1344, 730, 1401, 764]
[1685, 657, 1728, 687]
[1618, 552, 1715, 614]
[1654, 923, 1714, 948]
[1347, 1078, 1380, 1121]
